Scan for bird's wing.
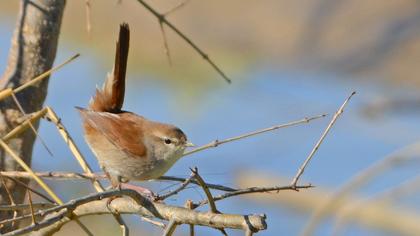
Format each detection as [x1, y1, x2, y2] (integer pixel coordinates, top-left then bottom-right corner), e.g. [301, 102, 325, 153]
[77, 108, 147, 158]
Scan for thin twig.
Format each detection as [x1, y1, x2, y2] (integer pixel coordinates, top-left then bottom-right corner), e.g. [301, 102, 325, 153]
[196, 184, 313, 207]
[191, 167, 228, 235]
[191, 168, 217, 212]
[159, 21, 172, 66]
[290, 92, 356, 187]
[3, 108, 48, 142]
[3, 176, 55, 204]
[0, 203, 56, 211]
[11, 92, 54, 156]
[0, 174, 17, 228]
[162, 219, 178, 236]
[0, 171, 238, 192]
[13, 54, 80, 94]
[140, 217, 165, 228]
[185, 200, 195, 236]
[183, 114, 327, 157]
[0, 125, 93, 235]
[135, 0, 231, 83]
[0, 140, 62, 204]
[27, 191, 36, 225]
[156, 171, 196, 200]
[163, 0, 190, 16]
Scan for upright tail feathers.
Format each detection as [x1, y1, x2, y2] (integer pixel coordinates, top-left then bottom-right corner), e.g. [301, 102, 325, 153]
[89, 23, 130, 112]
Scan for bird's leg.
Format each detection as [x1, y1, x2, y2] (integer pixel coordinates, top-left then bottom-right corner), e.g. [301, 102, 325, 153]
[106, 173, 122, 213]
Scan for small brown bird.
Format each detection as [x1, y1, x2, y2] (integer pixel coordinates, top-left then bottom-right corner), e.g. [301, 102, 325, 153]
[77, 23, 193, 190]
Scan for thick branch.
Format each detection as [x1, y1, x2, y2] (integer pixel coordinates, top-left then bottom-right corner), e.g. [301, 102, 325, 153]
[12, 190, 266, 236]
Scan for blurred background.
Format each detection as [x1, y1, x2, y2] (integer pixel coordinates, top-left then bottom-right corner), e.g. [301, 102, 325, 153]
[1, 1, 420, 235]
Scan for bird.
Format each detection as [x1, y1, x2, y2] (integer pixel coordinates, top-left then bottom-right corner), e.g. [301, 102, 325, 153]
[77, 23, 194, 193]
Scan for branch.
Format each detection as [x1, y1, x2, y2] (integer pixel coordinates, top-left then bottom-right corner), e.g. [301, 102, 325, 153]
[134, 0, 231, 83]
[291, 92, 355, 187]
[7, 189, 266, 236]
[0, 171, 237, 192]
[183, 114, 327, 157]
[196, 184, 313, 208]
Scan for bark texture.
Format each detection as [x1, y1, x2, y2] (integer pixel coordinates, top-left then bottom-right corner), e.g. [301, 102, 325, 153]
[0, 0, 66, 232]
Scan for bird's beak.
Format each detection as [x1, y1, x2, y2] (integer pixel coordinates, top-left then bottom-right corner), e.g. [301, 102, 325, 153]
[184, 142, 195, 147]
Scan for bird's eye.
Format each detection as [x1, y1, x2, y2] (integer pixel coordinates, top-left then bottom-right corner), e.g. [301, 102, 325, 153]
[164, 138, 172, 145]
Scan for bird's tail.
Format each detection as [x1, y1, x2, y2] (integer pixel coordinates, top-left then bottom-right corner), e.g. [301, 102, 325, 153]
[89, 23, 130, 112]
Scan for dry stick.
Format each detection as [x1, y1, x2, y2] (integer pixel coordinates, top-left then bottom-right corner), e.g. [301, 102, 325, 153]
[156, 171, 196, 200]
[159, 0, 190, 65]
[3, 176, 55, 204]
[45, 107, 129, 236]
[184, 114, 326, 157]
[2, 190, 148, 236]
[0, 171, 238, 192]
[159, 21, 172, 66]
[191, 168, 228, 235]
[0, 174, 17, 228]
[0, 203, 55, 212]
[27, 191, 36, 225]
[10, 92, 53, 157]
[0, 54, 78, 100]
[163, 0, 190, 16]
[0, 177, 301, 229]
[140, 217, 165, 228]
[162, 219, 178, 236]
[0, 140, 62, 205]
[135, 0, 231, 83]
[13, 54, 80, 94]
[5, 189, 267, 236]
[191, 168, 217, 212]
[3, 108, 48, 142]
[196, 184, 313, 208]
[290, 92, 356, 187]
[0, 140, 93, 236]
[186, 200, 195, 236]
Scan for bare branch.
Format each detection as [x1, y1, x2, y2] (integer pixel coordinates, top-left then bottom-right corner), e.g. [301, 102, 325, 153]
[159, 21, 172, 66]
[12, 54, 80, 94]
[162, 219, 178, 236]
[2, 176, 55, 204]
[0, 171, 238, 192]
[191, 168, 217, 212]
[134, 0, 231, 83]
[291, 92, 355, 187]
[6, 189, 266, 236]
[183, 114, 327, 157]
[163, 0, 190, 16]
[191, 168, 228, 235]
[156, 171, 196, 200]
[196, 184, 313, 208]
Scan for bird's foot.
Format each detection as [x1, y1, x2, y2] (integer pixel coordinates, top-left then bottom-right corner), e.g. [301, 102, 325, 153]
[119, 183, 156, 200]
